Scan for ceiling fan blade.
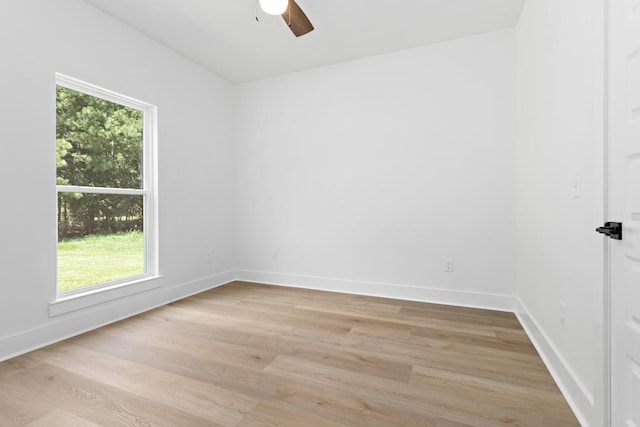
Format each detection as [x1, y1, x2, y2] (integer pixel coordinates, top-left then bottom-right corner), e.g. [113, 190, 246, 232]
[281, 0, 314, 37]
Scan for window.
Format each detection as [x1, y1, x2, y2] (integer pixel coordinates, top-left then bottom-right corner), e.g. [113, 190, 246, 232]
[55, 74, 157, 296]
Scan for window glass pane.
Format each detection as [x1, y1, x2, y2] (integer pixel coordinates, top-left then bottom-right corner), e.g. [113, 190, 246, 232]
[56, 86, 143, 189]
[57, 192, 144, 236]
[57, 194, 145, 292]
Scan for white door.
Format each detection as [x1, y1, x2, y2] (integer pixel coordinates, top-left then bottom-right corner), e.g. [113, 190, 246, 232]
[609, 0, 640, 425]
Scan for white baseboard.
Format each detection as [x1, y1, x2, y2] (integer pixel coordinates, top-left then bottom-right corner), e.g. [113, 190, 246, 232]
[0, 270, 235, 363]
[515, 298, 594, 427]
[235, 269, 516, 312]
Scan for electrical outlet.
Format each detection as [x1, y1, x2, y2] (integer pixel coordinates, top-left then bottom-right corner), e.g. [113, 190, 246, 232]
[207, 252, 213, 263]
[271, 250, 278, 261]
[444, 259, 454, 273]
[560, 302, 567, 326]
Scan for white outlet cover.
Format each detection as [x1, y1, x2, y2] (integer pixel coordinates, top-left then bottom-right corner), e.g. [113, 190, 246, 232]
[444, 259, 454, 272]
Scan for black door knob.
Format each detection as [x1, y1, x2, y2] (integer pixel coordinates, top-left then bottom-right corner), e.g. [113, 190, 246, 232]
[596, 222, 622, 240]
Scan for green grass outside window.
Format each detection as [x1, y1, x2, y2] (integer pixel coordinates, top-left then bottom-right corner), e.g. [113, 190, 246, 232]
[57, 231, 144, 292]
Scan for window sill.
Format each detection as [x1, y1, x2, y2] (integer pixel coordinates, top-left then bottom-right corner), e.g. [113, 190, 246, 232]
[49, 275, 163, 317]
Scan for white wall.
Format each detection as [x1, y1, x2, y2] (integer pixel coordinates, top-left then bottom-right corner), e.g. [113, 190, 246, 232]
[0, 0, 235, 360]
[234, 29, 517, 309]
[515, 1, 605, 425]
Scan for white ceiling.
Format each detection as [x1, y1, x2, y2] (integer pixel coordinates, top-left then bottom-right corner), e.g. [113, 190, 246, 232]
[82, 0, 525, 83]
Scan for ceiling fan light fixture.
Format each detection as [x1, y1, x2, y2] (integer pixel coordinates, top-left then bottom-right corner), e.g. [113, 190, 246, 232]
[259, 0, 288, 16]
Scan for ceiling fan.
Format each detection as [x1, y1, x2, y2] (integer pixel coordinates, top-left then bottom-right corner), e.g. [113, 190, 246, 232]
[257, 0, 314, 37]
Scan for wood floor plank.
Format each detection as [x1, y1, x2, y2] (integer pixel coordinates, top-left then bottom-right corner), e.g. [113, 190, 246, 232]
[0, 363, 214, 427]
[342, 326, 558, 392]
[294, 299, 522, 337]
[0, 281, 578, 426]
[97, 319, 279, 371]
[0, 381, 54, 427]
[264, 355, 519, 427]
[26, 409, 102, 427]
[410, 365, 577, 426]
[172, 297, 355, 338]
[251, 381, 441, 427]
[0, 355, 43, 380]
[240, 401, 350, 427]
[124, 307, 412, 383]
[28, 343, 255, 426]
[78, 325, 428, 425]
[399, 303, 520, 323]
[345, 324, 550, 365]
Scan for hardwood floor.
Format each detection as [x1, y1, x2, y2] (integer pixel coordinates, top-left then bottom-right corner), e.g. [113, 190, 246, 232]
[0, 281, 579, 426]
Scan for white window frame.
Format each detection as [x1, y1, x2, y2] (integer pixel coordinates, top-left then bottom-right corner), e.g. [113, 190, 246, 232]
[51, 73, 160, 316]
